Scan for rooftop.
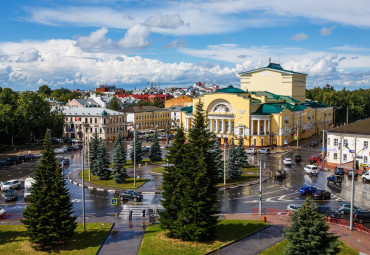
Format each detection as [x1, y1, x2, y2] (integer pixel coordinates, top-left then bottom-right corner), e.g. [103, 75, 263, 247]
[63, 108, 123, 116]
[239, 63, 307, 76]
[327, 118, 370, 136]
[120, 106, 169, 113]
[213, 85, 247, 94]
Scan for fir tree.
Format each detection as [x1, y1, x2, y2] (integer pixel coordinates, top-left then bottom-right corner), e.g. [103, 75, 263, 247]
[159, 127, 186, 234]
[226, 142, 242, 179]
[209, 133, 224, 180]
[283, 197, 340, 255]
[174, 102, 219, 241]
[94, 141, 111, 180]
[235, 137, 248, 168]
[149, 130, 162, 162]
[112, 131, 128, 183]
[22, 131, 76, 246]
[89, 132, 99, 175]
[130, 131, 143, 163]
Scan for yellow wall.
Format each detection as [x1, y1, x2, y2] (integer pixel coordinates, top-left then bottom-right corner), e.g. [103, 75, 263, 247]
[135, 111, 171, 130]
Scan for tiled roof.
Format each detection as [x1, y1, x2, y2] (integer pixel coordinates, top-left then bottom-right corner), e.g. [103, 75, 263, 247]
[327, 118, 370, 135]
[239, 63, 307, 76]
[120, 106, 169, 113]
[63, 108, 123, 116]
[181, 106, 193, 114]
[304, 100, 331, 108]
[213, 85, 247, 94]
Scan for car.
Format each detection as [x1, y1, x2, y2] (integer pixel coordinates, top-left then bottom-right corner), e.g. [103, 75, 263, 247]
[54, 148, 64, 154]
[326, 209, 341, 219]
[327, 175, 343, 185]
[142, 147, 150, 153]
[34, 153, 42, 158]
[334, 167, 345, 175]
[24, 154, 35, 160]
[5, 156, 19, 165]
[283, 158, 293, 165]
[1, 179, 21, 191]
[337, 202, 360, 215]
[287, 204, 302, 212]
[299, 186, 317, 195]
[312, 189, 331, 200]
[60, 158, 70, 166]
[0, 207, 5, 218]
[4, 189, 17, 202]
[304, 165, 319, 176]
[294, 154, 302, 162]
[362, 171, 370, 183]
[0, 159, 6, 166]
[0, 181, 3, 188]
[309, 155, 319, 163]
[66, 146, 74, 151]
[246, 148, 257, 154]
[77, 144, 84, 149]
[72, 139, 82, 143]
[310, 141, 319, 147]
[316, 206, 332, 214]
[60, 147, 68, 153]
[347, 169, 359, 179]
[259, 148, 271, 154]
[353, 210, 370, 224]
[16, 155, 26, 162]
[274, 170, 286, 179]
[119, 190, 143, 202]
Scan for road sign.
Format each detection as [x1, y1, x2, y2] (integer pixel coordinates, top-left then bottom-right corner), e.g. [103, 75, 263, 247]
[111, 198, 118, 205]
[349, 150, 355, 153]
[284, 140, 287, 144]
[294, 136, 297, 140]
[322, 147, 325, 151]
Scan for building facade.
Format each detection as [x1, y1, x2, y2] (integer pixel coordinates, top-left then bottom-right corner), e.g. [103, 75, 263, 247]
[326, 118, 370, 171]
[164, 95, 193, 108]
[63, 108, 126, 142]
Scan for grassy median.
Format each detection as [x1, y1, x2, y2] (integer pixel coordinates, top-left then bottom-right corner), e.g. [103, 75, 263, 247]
[0, 223, 111, 255]
[139, 220, 268, 255]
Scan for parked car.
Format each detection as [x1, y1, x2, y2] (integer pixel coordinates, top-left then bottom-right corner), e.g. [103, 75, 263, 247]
[310, 141, 319, 147]
[353, 210, 370, 224]
[142, 147, 150, 153]
[287, 204, 302, 212]
[119, 190, 143, 202]
[283, 158, 293, 165]
[77, 144, 83, 149]
[1, 179, 21, 191]
[60, 158, 70, 166]
[362, 171, 370, 183]
[326, 209, 341, 219]
[16, 155, 26, 162]
[337, 202, 360, 215]
[66, 146, 74, 151]
[316, 206, 332, 214]
[4, 189, 17, 202]
[24, 177, 35, 200]
[312, 189, 331, 200]
[54, 148, 64, 154]
[24, 154, 35, 160]
[304, 165, 319, 176]
[309, 155, 319, 163]
[299, 186, 317, 195]
[293, 154, 302, 162]
[347, 169, 359, 179]
[259, 148, 271, 154]
[246, 148, 257, 154]
[274, 170, 286, 179]
[0, 159, 6, 166]
[334, 167, 345, 175]
[0, 207, 5, 218]
[5, 156, 19, 165]
[327, 175, 343, 185]
[34, 153, 42, 158]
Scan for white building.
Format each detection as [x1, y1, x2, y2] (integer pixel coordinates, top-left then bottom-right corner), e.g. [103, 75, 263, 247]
[326, 118, 370, 171]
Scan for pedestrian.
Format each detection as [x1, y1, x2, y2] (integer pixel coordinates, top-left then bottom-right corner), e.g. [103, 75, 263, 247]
[28, 150, 31, 155]
[142, 209, 146, 218]
[129, 209, 133, 221]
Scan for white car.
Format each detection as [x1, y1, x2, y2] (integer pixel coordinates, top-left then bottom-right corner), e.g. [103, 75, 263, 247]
[287, 204, 302, 212]
[0, 207, 5, 217]
[246, 148, 257, 154]
[54, 148, 64, 154]
[304, 165, 319, 176]
[1, 179, 21, 191]
[34, 153, 42, 158]
[283, 158, 293, 165]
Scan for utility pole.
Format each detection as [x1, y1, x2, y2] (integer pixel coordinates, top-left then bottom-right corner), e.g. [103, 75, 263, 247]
[134, 125, 136, 187]
[296, 117, 299, 147]
[350, 136, 357, 231]
[223, 139, 226, 185]
[259, 160, 262, 215]
[346, 106, 349, 125]
[82, 148, 86, 232]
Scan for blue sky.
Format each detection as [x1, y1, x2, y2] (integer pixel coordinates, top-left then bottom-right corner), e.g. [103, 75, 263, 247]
[1, 0, 370, 91]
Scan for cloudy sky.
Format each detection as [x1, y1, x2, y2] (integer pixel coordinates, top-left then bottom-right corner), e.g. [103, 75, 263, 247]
[1, 0, 370, 91]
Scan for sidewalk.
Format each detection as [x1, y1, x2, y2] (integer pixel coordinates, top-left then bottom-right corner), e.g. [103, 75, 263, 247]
[225, 214, 370, 255]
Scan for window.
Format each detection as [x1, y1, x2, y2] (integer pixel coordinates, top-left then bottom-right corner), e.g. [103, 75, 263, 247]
[334, 139, 338, 146]
[343, 139, 348, 147]
[334, 153, 338, 160]
[343, 154, 347, 162]
[365, 141, 369, 148]
[364, 156, 368, 164]
[328, 138, 330, 146]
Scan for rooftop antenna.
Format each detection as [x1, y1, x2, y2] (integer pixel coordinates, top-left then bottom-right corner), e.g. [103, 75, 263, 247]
[279, 54, 280, 64]
[269, 57, 271, 64]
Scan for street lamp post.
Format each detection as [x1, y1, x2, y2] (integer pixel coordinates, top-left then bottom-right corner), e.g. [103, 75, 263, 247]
[259, 159, 262, 215]
[223, 138, 226, 185]
[81, 148, 86, 232]
[133, 124, 137, 187]
[296, 112, 306, 148]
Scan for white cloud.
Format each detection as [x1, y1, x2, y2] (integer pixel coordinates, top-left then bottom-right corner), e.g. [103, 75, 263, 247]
[320, 26, 336, 36]
[144, 13, 184, 29]
[291, 33, 308, 41]
[76, 27, 112, 50]
[17, 48, 41, 62]
[163, 39, 186, 49]
[117, 24, 151, 49]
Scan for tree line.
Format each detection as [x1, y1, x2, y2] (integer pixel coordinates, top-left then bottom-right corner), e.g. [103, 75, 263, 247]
[306, 86, 370, 125]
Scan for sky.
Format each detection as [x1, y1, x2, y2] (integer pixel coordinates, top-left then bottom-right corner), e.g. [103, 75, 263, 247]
[1, 0, 370, 91]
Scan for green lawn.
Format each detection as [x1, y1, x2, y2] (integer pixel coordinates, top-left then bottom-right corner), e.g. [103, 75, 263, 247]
[259, 239, 358, 255]
[151, 166, 166, 174]
[217, 173, 259, 187]
[139, 220, 268, 255]
[242, 166, 260, 173]
[0, 223, 111, 255]
[79, 170, 149, 189]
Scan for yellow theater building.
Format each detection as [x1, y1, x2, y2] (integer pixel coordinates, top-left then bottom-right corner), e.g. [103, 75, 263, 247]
[181, 63, 333, 147]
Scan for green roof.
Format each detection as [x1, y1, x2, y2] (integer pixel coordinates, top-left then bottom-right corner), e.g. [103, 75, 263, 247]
[239, 63, 307, 76]
[181, 106, 193, 114]
[304, 100, 331, 108]
[250, 91, 299, 104]
[214, 85, 247, 94]
[251, 104, 284, 115]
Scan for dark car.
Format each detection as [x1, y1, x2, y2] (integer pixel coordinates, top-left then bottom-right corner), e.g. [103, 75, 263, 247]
[66, 146, 74, 151]
[4, 189, 17, 202]
[310, 141, 318, 147]
[294, 154, 302, 162]
[338, 202, 360, 215]
[16, 155, 26, 162]
[326, 209, 341, 219]
[77, 144, 83, 149]
[299, 186, 317, 195]
[327, 175, 343, 185]
[274, 170, 286, 179]
[0, 159, 6, 166]
[5, 156, 19, 165]
[335, 167, 345, 175]
[316, 206, 332, 214]
[353, 210, 370, 224]
[347, 169, 359, 179]
[312, 189, 331, 200]
[60, 158, 70, 166]
[119, 190, 143, 202]
[24, 154, 35, 160]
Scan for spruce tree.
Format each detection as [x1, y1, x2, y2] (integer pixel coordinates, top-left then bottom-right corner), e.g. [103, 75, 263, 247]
[174, 102, 219, 241]
[112, 131, 128, 183]
[130, 131, 143, 163]
[226, 142, 242, 179]
[209, 133, 224, 180]
[283, 197, 340, 255]
[22, 131, 76, 246]
[94, 141, 111, 180]
[236, 137, 248, 168]
[149, 130, 162, 162]
[89, 132, 99, 175]
[159, 127, 186, 234]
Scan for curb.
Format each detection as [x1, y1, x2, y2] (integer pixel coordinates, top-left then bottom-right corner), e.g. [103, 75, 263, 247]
[96, 222, 115, 255]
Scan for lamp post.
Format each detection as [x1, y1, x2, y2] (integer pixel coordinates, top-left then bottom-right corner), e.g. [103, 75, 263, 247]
[133, 124, 137, 187]
[259, 159, 262, 215]
[223, 138, 227, 185]
[81, 147, 86, 232]
[296, 112, 306, 148]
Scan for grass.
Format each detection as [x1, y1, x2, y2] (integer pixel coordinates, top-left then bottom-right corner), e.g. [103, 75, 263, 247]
[139, 220, 268, 255]
[0, 223, 111, 255]
[79, 170, 149, 189]
[259, 239, 358, 255]
[242, 166, 260, 173]
[151, 166, 166, 174]
[217, 173, 259, 187]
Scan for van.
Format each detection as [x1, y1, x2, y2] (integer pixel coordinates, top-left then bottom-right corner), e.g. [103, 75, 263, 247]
[304, 165, 319, 176]
[246, 148, 257, 154]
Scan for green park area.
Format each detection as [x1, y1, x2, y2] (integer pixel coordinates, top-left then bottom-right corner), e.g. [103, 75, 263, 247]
[139, 220, 268, 255]
[0, 223, 111, 255]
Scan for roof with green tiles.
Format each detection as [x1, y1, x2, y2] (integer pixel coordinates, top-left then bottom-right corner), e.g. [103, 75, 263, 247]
[239, 63, 307, 76]
[251, 103, 307, 115]
[213, 85, 247, 94]
[304, 100, 332, 108]
[250, 91, 300, 104]
[181, 106, 193, 114]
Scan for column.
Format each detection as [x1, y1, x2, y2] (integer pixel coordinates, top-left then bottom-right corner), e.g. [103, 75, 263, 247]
[185, 118, 189, 131]
[228, 119, 231, 134]
[268, 120, 270, 133]
[257, 120, 260, 135]
[264, 120, 267, 135]
[221, 119, 225, 134]
[209, 119, 213, 132]
[215, 119, 218, 133]
[251, 119, 254, 135]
